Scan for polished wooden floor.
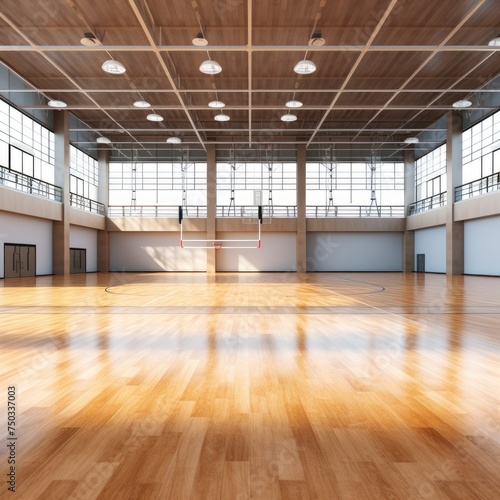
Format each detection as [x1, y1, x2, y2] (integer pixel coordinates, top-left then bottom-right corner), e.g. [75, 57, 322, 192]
[1, 271, 500, 499]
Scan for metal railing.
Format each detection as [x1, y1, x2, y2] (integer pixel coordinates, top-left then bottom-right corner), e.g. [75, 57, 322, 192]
[455, 172, 500, 202]
[306, 205, 405, 218]
[69, 193, 105, 215]
[0, 165, 62, 202]
[217, 205, 297, 218]
[107, 205, 207, 218]
[407, 192, 447, 215]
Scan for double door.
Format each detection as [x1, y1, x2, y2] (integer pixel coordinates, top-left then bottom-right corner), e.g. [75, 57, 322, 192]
[4, 244, 36, 278]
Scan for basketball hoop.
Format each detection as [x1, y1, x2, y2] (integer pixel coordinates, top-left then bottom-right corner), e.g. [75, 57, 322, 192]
[214, 244, 223, 250]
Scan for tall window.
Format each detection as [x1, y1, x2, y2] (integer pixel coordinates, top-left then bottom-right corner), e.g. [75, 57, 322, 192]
[216, 161, 296, 216]
[415, 144, 447, 201]
[306, 161, 404, 209]
[0, 98, 55, 184]
[70, 145, 98, 201]
[462, 110, 500, 184]
[109, 161, 207, 207]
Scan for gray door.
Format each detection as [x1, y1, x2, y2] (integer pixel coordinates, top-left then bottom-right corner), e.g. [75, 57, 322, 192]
[4, 244, 36, 278]
[70, 248, 86, 274]
[416, 254, 425, 273]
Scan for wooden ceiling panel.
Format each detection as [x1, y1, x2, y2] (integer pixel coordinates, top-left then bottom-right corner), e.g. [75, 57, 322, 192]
[382, 0, 480, 28]
[336, 92, 395, 106]
[18, 27, 150, 46]
[0, 24, 25, 45]
[0, 0, 81, 28]
[374, 27, 454, 46]
[351, 51, 433, 80]
[418, 51, 491, 78]
[447, 0, 500, 44]
[184, 92, 248, 107]
[390, 92, 443, 106]
[252, 50, 357, 84]
[160, 27, 247, 46]
[166, 51, 248, 81]
[251, 92, 332, 107]
[0, 52, 65, 79]
[146, 0, 246, 29]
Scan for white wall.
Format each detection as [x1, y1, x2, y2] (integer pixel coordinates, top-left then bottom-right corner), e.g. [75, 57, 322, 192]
[464, 215, 500, 276]
[216, 232, 296, 271]
[110, 232, 207, 272]
[70, 225, 98, 272]
[0, 212, 52, 277]
[414, 225, 446, 273]
[306, 232, 403, 272]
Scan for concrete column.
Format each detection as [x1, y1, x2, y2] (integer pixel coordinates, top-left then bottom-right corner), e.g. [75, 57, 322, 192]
[97, 148, 110, 272]
[403, 149, 415, 272]
[52, 111, 70, 275]
[446, 111, 464, 275]
[296, 145, 307, 273]
[206, 144, 216, 273]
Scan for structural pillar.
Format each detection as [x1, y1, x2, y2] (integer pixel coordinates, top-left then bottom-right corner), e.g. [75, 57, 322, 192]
[52, 111, 70, 275]
[296, 145, 307, 273]
[206, 144, 217, 274]
[97, 148, 110, 272]
[403, 148, 415, 272]
[446, 111, 464, 275]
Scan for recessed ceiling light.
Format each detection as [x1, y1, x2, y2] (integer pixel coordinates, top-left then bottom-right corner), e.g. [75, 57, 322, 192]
[192, 33, 208, 46]
[452, 99, 472, 109]
[308, 33, 325, 46]
[404, 137, 419, 144]
[281, 113, 297, 122]
[147, 113, 164, 122]
[166, 137, 182, 144]
[208, 100, 225, 108]
[199, 60, 222, 75]
[133, 100, 151, 108]
[294, 59, 317, 75]
[488, 36, 500, 47]
[286, 100, 303, 108]
[214, 113, 230, 122]
[47, 99, 67, 108]
[80, 32, 101, 47]
[96, 136, 111, 144]
[102, 59, 126, 74]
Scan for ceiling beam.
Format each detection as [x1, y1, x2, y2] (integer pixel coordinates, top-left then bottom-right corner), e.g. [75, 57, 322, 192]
[0, 45, 498, 52]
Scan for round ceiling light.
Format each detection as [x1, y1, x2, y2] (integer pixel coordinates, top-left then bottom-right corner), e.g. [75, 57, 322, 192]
[404, 137, 419, 144]
[102, 59, 126, 74]
[199, 60, 222, 75]
[80, 33, 101, 47]
[96, 136, 111, 144]
[293, 59, 317, 75]
[214, 113, 230, 122]
[286, 99, 303, 108]
[146, 113, 164, 122]
[47, 99, 67, 108]
[488, 36, 500, 47]
[133, 100, 151, 108]
[192, 33, 208, 46]
[208, 100, 225, 108]
[308, 34, 325, 46]
[281, 113, 298, 122]
[452, 99, 472, 109]
[166, 137, 182, 144]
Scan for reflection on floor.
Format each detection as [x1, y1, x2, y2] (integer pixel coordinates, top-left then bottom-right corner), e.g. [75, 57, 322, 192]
[1, 272, 500, 499]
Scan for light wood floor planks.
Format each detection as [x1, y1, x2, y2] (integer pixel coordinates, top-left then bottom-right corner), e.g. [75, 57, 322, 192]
[1, 271, 500, 499]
